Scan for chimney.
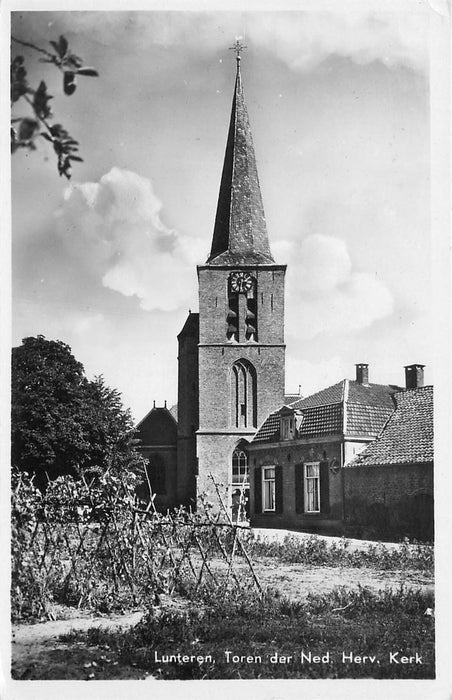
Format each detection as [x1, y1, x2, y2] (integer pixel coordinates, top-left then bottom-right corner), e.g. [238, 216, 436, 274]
[405, 364, 425, 389]
[355, 363, 369, 385]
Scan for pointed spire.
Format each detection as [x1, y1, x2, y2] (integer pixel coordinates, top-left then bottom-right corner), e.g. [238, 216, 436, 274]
[207, 46, 275, 265]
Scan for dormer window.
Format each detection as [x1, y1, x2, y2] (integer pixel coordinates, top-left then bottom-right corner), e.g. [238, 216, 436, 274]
[281, 413, 296, 440]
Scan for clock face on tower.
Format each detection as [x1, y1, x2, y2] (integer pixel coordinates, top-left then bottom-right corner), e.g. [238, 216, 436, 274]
[230, 271, 254, 293]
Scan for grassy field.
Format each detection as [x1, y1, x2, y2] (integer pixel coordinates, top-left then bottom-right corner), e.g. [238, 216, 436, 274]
[12, 582, 434, 680]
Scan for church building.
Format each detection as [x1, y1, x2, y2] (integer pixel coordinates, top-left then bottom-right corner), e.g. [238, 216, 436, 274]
[136, 44, 287, 514]
[135, 48, 433, 539]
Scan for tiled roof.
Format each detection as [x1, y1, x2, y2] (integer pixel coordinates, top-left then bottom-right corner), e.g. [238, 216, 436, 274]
[284, 393, 302, 404]
[253, 410, 280, 444]
[348, 381, 401, 408]
[289, 380, 400, 411]
[346, 386, 433, 467]
[253, 378, 402, 444]
[347, 404, 394, 436]
[289, 381, 344, 409]
[298, 404, 343, 437]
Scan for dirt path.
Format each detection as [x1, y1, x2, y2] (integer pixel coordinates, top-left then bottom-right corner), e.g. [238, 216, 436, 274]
[11, 610, 147, 680]
[253, 559, 433, 599]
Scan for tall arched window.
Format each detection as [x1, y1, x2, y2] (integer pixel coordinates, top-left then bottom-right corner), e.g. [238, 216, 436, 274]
[231, 359, 257, 428]
[231, 447, 250, 523]
[232, 448, 248, 485]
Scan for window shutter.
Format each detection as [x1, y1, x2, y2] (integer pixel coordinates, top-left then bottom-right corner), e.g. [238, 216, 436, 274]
[295, 463, 305, 514]
[254, 467, 262, 514]
[275, 465, 283, 513]
[320, 461, 330, 514]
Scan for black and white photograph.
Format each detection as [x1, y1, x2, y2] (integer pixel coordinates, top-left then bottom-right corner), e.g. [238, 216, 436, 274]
[2, 2, 450, 697]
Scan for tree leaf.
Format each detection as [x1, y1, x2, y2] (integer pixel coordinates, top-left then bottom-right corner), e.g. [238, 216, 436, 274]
[76, 67, 99, 77]
[33, 81, 53, 120]
[49, 123, 64, 137]
[10, 55, 29, 103]
[65, 53, 83, 69]
[63, 71, 77, 95]
[58, 35, 68, 59]
[18, 118, 39, 141]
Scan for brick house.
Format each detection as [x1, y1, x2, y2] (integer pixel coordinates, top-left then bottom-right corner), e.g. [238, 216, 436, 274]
[343, 384, 433, 540]
[248, 364, 433, 539]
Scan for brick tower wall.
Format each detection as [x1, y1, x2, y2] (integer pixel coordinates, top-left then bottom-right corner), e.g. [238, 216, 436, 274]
[196, 264, 286, 502]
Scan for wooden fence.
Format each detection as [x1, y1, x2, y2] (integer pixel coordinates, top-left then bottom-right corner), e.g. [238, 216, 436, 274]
[11, 470, 262, 621]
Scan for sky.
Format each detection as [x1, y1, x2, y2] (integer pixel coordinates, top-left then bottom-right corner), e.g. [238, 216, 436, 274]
[10, 8, 434, 422]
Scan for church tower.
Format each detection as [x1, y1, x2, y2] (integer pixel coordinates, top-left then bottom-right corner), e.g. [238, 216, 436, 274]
[195, 44, 286, 507]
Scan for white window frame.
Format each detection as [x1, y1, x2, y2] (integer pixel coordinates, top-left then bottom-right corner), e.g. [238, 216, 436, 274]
[262, 466, 276, 512]
[231, 449, 250, 523]
[232, 449, 249, 487]
[304, 462, 320, 513]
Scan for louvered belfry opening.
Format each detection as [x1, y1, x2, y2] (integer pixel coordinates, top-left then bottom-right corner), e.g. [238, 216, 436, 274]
[226, 274, 258, 342]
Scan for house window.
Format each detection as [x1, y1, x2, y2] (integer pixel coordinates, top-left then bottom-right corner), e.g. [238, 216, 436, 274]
[231, 359, 257, 428]
[262, 467, 276, 511]
[304, 462, 320, 512]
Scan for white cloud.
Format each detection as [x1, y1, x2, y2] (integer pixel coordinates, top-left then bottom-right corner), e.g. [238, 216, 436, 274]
[56, 167, 204, 312]
[32, 10, 428, 75]
[282, 234, 394, 340]
[248, 11, 428, 74]
[142, 11, 428, 74]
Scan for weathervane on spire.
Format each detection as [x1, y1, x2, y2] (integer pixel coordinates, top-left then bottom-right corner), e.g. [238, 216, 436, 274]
[229, 38, 247, 63]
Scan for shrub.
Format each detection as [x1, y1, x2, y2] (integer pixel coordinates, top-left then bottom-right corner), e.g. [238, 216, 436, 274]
[244, 532, 433, 572]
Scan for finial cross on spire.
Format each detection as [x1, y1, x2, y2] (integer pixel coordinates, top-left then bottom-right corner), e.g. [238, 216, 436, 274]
[229, 38, 247, 62]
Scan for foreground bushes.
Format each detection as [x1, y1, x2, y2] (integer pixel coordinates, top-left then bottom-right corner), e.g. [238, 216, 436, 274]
[243, 532, 434, 571]
[11, 470, 260, 621]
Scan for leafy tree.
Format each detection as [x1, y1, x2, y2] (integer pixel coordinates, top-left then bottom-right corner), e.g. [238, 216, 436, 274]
[11, 336, 143, 490]
[11, 35, 98, 178]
